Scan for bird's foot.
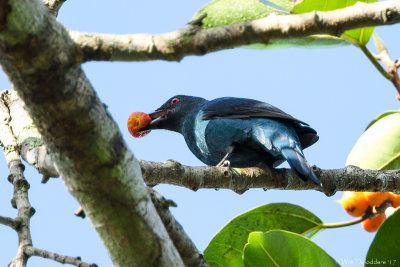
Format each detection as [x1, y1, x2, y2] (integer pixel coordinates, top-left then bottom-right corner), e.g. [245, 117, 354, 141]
[216, 160, 231, 168]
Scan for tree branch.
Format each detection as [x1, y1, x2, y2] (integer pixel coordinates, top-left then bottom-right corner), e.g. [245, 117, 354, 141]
[0, 88, 95, 267]
[24, 246, 96, 267]
[140, 160, 400, 196]
[69, 0, 400, 62]
[148, 187, 209, 267]
[373, 33, 400, 99]
[0, 215, 20, 230]
[74, 187, 209, 266]
[1, 90, 59, 181]
[0, 86, 34, 267]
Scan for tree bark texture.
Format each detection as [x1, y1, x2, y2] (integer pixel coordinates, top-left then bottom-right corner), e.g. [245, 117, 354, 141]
[0, 1, 183, 266]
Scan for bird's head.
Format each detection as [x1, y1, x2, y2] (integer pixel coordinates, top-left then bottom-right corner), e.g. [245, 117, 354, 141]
[140, 95, 206, 133]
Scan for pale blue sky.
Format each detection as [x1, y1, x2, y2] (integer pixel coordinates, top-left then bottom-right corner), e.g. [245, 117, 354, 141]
[1, 1, 399, 266]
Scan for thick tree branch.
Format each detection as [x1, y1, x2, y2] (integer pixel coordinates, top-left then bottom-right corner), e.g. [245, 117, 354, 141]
[140, 160, 400, 196]
[69, 0, 400, 62]
[0, 1, 183, 266]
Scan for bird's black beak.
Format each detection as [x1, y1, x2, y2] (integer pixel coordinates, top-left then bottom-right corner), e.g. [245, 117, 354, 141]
[139, 109, 169, 132]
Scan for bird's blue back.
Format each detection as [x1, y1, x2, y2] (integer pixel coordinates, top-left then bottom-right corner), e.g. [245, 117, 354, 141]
[182, 105, 300, 168]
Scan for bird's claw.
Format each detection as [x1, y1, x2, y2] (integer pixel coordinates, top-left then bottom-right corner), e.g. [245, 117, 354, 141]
[216, 160, 231, 168]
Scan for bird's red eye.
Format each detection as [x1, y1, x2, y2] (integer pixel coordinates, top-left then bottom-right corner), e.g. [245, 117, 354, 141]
[171, 98, 179, 105]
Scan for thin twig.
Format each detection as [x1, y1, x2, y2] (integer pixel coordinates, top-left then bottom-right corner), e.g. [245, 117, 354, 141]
[25, 246, 97, 267]
[373, 33, 400, 99]
[0, 215, 20, 230]
[358, 44, 393, 80]
[1, 89, 34, 267]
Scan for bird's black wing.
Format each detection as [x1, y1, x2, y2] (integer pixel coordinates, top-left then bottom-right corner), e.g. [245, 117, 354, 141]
[202, 97, 319, 149]
[202, 97, 307, 124]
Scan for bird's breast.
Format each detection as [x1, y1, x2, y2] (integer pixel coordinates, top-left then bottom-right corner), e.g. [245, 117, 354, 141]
[182, 111, 213, 164]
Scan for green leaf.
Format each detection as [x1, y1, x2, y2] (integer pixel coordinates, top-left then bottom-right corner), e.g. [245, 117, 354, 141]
[343, 27, 375, 47]
[365, 111, 399, 130]
[243, 230, 339, 267]
[204, 203, 322, 267]
[292, 0, 377, 46]
[366, 209, 400, 264]
[246, 35, 347, 49]
[192, 0, 348, 49]
[193, 0, 293, 29]
[346, 111, 400, 170]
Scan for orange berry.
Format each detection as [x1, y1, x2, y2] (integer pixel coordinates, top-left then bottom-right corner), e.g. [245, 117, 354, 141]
[362, 214, 386, 233]
[338, 192, 369, 217]
[388, 193, 400, 208]
[127, 112, 152, 138]
[363, 192, 390, 207]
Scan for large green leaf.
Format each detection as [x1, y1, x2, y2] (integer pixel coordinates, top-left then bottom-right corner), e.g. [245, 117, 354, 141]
[243, 230, 339, 267]
[366, 209, 400, 264]
[292, 0, 377, 46]
[365, 111, 399, 131]
[204, 203, 322, 267]
[193, 0, 293, 29]
[346, 111, 400, 170]
[192, 0, 348, 48]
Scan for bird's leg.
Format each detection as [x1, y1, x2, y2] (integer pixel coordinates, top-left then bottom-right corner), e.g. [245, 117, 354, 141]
[216, 145, 235, 167]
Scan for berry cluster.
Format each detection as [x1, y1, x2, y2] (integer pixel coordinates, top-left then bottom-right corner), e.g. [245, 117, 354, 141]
[338, 192, 400, 232]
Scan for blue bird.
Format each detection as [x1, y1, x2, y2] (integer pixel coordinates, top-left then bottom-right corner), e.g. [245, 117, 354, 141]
[141, 95, 321, 186]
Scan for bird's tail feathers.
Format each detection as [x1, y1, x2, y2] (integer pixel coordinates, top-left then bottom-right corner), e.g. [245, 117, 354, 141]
[280, 147, 321, 187]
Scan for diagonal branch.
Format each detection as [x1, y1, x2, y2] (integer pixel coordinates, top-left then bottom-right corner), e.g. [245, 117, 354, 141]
[69, 0, 400, 63]
[0, 215, 20, 230]
[148, 188, 209, 267]
[0, 1, 183, 265]
[3, 90, 59, 181]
